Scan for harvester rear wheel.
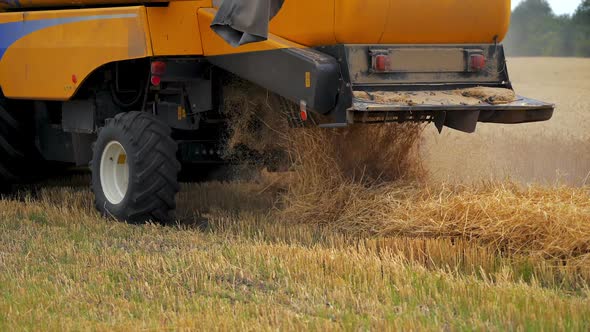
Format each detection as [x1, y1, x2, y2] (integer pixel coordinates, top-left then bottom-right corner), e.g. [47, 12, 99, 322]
[0, 101, 37, 189]
[91, 111, 180, 223]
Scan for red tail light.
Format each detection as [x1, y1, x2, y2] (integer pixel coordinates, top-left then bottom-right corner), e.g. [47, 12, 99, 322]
[469, 54, 486, 71]
[151, 61, 167, 75]
[374, 54, 390, 72]
[299, 100, 308, 121]
[150, 61, 166, 86]
[150, 75, 161, 86]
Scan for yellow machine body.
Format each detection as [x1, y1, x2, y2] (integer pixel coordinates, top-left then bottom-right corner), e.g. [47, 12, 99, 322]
[0, 7, 153, 99]
[0, 0, 556, 219]
[270, 0, 511, 46]
[0, 0, 511, 100]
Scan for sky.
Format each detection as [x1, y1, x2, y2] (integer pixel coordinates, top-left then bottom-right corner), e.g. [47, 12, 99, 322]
[511, 0, 583, 15]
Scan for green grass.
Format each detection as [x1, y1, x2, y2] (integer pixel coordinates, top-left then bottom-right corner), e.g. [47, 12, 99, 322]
[0, 183, 589, 331]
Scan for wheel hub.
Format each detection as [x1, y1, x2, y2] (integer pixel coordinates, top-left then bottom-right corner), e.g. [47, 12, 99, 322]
[100, 141, 129, 204]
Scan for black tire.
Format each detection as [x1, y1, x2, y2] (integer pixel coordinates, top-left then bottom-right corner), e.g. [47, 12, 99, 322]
[0, 101, 38, 186]
[91, 111, 180, 223]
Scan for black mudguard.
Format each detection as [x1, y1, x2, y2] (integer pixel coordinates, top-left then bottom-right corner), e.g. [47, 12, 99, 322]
[207, 48, 341, 114]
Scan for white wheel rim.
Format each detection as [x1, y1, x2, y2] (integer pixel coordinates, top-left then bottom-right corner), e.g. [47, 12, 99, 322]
[100, 141, 129, 205]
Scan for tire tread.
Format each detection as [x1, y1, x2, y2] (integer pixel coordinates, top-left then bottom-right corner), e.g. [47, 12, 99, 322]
[92, 111, 180, 223]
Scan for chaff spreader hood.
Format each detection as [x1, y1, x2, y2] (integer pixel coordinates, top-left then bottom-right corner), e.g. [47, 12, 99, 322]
[211, 0, 284, 46]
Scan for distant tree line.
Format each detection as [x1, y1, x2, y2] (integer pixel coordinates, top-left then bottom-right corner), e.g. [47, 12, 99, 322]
[504, 0, 590, 57]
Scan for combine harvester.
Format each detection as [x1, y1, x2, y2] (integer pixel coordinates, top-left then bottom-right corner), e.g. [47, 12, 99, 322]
[0, 0, 554, 222]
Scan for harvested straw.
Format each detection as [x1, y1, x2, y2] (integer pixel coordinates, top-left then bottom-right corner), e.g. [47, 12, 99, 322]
[460, 87, 516, 105]
[221, 77, 425, 182]
[282, 181, 590, 264]
[221, 79, 291, 155]
[221, 79, 590, 266]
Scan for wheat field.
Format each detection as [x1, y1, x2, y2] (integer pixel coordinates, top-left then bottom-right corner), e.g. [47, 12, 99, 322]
[1, 58, 590, 330]
[423, 57, 590, 186]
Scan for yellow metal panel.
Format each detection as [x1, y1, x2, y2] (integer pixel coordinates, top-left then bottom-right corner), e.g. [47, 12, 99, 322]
[334, 0, 388, 44]
[378, 0, 511, 44]
[0, 12, 21, 24]
[0, 7, 152, 100]
[147, 0, 211, 56]
[198, 8, 303, 56]
[268, 0, 512, 46]
[269, 0, 336, 46]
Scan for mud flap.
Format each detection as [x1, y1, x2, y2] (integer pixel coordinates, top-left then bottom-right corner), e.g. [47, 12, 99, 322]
[433, 110, 480, 134]
[445, 110, 480, 133]
[434, 111, 446, 133]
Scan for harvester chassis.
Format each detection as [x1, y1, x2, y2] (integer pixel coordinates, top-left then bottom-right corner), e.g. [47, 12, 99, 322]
[0, 2, 555, 223]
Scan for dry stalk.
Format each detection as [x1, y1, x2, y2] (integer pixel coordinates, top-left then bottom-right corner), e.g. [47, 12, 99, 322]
[221, 79, 590, 266]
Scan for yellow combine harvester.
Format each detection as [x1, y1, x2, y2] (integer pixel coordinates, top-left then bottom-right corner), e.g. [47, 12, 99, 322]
[0, 0, 554, 222]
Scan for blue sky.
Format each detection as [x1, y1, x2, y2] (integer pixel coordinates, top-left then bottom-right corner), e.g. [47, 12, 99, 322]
[512, 0, 583, 15]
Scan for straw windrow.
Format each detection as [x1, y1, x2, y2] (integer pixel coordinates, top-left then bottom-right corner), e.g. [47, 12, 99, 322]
[221, 80, 590, 267]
